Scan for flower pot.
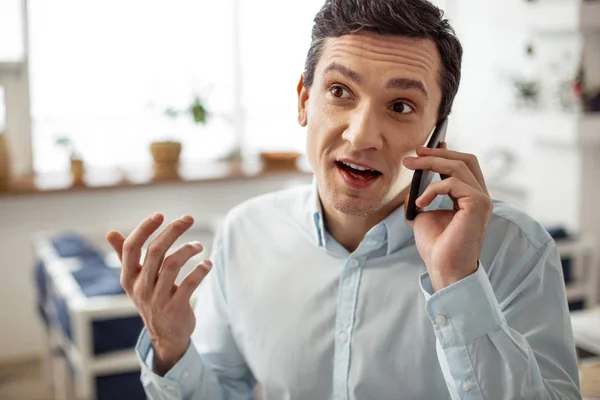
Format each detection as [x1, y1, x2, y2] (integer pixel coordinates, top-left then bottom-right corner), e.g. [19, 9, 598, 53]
[150, 141, 182, 180]
[259, 152, 300, 171]
[70, 158, 85, 186]
[0, 133, 11, 191]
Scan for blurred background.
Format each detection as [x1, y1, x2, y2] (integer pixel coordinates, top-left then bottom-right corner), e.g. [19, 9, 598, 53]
[0, 0, 599, 399]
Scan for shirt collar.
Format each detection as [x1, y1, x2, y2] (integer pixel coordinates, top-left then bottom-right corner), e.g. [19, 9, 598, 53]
[310, 177, 328, 248]
[309, 177, 441, 255]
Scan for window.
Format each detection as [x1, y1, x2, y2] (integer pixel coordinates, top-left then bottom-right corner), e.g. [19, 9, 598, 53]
[0, 0, 23, 134]
[239, 0, 325, 154]
[20, 0, 457, 174]
[28, 0, 238, 173]
[0, 0, 24, 62]
[26, 0, 329, 174]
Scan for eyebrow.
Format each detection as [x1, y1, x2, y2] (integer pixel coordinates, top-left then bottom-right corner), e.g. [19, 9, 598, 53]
[386, 78, 429, 102]
[323, 62, 363, 84]
[322, 62, 430, 101]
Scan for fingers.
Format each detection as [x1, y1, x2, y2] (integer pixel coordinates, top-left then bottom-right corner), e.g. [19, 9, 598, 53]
[120, 213, 165, 291]
[416, 145, 488, 193]
[106, 231, 126, 261]
[174, 260, 212, 304]
[140, 215, 195, 291]
[403, 155, 482, 192]
[416, 177, 490, 212]
[154, 241, 204, 303]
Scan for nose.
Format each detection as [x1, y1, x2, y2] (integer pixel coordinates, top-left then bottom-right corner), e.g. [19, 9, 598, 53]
[341, 104, 384, 151]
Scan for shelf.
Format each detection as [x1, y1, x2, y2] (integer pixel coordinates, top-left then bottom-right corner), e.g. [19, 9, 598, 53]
[581, 1, 600, 31]
[1, 159, 312, 197]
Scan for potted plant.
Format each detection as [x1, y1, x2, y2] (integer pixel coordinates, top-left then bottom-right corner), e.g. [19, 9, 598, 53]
[150, 94, 209, 180]
[55, 135, 85, 186]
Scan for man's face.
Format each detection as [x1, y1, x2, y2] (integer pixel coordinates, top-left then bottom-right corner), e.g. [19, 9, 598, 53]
[298, 32, 443, 217]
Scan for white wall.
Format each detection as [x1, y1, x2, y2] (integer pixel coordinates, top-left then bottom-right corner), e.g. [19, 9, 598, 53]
[0, 174, 312, 361]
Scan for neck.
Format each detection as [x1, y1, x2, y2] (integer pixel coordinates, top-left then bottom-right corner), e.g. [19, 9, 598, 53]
[321, 194, 405, 253]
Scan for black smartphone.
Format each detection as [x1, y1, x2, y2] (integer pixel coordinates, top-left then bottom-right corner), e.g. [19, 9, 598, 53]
[405, 117, 449, 221]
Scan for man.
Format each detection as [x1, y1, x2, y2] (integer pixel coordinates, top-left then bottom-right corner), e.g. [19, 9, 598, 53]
[107, 0, 581, 398]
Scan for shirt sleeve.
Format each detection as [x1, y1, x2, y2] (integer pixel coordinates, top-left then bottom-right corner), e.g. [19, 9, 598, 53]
[135, 223, 256, 400]
[419, 239, 581, 400]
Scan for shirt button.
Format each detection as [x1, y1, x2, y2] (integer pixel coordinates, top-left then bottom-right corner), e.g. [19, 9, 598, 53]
[435, 314, 447, 326]
[462, 382, 471, 392]
[349, 259, 359, 268]
[166, 384, 176, 391]
[182, 370, 190, 379]
[338, 331, 348, 343]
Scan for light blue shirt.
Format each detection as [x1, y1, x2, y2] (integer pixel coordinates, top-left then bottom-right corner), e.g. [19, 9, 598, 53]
[136, 182, 581, 399]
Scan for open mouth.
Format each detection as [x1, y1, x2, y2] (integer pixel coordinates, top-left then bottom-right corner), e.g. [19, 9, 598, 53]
[336, 161, 381, 181]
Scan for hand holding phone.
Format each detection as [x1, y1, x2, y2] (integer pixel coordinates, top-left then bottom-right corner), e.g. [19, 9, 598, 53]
[405, 118, 449, 221]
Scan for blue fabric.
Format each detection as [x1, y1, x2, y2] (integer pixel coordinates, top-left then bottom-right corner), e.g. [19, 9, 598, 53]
[35, 233, 140, 354]
[71, 266, 125, 297]
[92, 316, 144, 355]
[37, 301, 49, 327]
[33, 233, 149, 398]
[52, 293, 72, 341]
[34, 260, 48, 301]
[51, 232, 100, 258]
[96, 371, 146, 400]
[546, 226, 569, 240]
[54, 234, 125, 298]
[34, 260, 50, 327]
[136, 183, 580, 400]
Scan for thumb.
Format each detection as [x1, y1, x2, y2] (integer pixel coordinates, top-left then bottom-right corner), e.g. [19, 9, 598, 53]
[106, 231, 126, 262]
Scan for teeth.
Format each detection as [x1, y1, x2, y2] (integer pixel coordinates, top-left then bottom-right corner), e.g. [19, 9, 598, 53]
[342, 161, 374, 172]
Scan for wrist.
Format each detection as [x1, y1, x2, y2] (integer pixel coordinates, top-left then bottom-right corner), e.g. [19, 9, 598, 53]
[428, 261, 479, 292]
[152, 338, 190, 376]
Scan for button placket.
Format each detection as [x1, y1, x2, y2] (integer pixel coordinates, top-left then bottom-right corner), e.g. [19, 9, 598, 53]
[333, 256, 364, 400]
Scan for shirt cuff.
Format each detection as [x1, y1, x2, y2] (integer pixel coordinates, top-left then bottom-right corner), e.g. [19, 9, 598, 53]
[136, 327, 204, 397]
[419, 264, 506, 348]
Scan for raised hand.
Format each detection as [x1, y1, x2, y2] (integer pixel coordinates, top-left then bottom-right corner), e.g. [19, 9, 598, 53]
[106, 213, 211, 375]
[403, 143, 493, 292]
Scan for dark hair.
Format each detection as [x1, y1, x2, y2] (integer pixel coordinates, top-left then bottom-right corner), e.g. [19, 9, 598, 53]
[304, 0, 462, 121]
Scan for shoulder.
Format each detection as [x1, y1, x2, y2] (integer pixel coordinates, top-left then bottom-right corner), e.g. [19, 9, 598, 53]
[213, 184, 313, 243]
[224, 184, 312, 224]
[487, 200, 553, 250]
[479, 199, 560, 300]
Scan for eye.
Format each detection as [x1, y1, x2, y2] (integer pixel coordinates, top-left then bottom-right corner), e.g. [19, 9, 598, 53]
[390, 101, 414, 114]
[329, 85, 352, 99]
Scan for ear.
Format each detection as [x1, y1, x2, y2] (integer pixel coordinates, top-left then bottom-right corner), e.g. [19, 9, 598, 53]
[297, 75, 309, 127]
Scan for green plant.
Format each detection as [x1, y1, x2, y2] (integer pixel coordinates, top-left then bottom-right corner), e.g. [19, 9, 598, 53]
[164, 95, 209, 125]
[54, 135, 81, 159]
